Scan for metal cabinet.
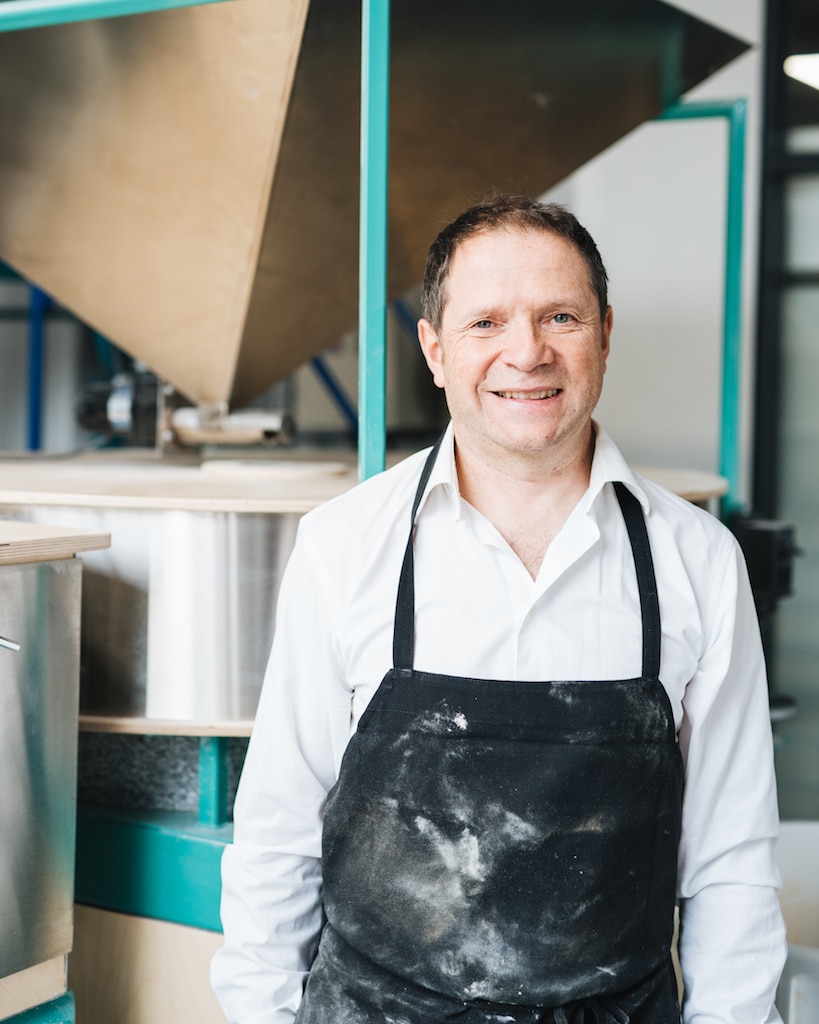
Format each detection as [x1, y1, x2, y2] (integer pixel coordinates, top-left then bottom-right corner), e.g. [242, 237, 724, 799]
[0, 522, 108, 1023]
[0, 558, 81, 982]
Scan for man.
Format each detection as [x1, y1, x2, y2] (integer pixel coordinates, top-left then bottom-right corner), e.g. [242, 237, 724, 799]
[213, 196, 787, 1023]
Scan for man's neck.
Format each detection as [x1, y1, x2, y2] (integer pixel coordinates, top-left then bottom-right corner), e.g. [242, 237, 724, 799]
[453, 429, 595, 579]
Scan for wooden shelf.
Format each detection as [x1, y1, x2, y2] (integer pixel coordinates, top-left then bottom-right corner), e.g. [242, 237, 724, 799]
[0, 519, 109, 565]
[78, 714, 253, 737]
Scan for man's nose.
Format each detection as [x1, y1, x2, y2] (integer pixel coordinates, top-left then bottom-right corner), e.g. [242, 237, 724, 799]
[502, 322, 555, 371]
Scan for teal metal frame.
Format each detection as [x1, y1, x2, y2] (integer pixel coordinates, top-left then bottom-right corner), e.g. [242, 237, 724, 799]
[74, 734, 233, 931]
[357, 0, 391, 481]
[658, 99, 748, 517]
[198, 736, 229, 827]
[76, 805, 229, 932]
[11, 995, 74, 1024]
[0, 0, 225, 32]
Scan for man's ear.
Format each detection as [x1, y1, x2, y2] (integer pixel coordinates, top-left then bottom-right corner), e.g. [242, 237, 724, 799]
[602, 305, 613, 367]
[417, 319, 446, 389]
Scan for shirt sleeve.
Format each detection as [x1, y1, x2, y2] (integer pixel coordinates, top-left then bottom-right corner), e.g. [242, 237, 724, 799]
[211, 523, 351, 1024]
[676, 533, 788, 1022]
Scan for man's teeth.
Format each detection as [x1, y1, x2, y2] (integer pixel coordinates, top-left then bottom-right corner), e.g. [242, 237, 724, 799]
[496, 389, 560, 399]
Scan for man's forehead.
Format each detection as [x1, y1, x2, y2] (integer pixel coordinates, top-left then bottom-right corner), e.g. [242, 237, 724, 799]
[443, 226, 592, 302]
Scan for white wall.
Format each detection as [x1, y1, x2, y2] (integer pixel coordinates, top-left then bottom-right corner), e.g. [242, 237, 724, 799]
[542, 0, 763, 503]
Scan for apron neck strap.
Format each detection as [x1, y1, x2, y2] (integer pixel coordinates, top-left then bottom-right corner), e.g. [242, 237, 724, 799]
[393, 445, 662, 681]
[393, 434, 445, 671]
[613, 482, 661, 680]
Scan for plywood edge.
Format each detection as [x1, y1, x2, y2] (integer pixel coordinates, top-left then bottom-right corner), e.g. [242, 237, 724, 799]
[0, 489, 330, 513]
[0, 956, 66, 1021]
[79, 714, 253, 737]
[224, 0, 312, 400]
[0, 520, 110, 565]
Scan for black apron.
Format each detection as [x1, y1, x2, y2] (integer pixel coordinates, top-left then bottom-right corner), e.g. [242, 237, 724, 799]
[296, 442, 684, 1024]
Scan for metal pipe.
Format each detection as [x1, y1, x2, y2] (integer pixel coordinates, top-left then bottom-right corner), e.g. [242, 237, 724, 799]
[198, 736, 228, 827]
[357, 0, 390, 481]
[27, 286, 48, 452]
[658, 99, 747, 517]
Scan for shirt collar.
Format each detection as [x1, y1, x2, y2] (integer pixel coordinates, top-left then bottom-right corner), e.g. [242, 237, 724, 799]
[415, 422, 461, 519]
[586, 423, 651, 515]
[414, 420, 652, 520]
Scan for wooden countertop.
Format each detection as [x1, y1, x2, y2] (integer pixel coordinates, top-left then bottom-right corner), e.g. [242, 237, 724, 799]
[0, 519, 110, 565]
[0, 449, 728, 513]
[0, 451, 359, 513]
[630, 465, 729, 506]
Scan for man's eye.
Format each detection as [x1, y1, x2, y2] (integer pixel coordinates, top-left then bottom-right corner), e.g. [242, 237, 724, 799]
[552, 313, 572, 325]
[473, 320, 494, 329]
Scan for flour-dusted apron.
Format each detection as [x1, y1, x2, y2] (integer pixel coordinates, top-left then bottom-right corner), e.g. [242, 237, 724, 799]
[296, 442, 684, 1024]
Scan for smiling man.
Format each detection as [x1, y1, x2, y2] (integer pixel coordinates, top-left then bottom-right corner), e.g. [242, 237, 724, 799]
[417, 211, 613, 577]
[213, 196, 786, 1024]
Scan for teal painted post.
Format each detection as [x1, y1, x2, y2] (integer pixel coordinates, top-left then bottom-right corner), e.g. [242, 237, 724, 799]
[658, 100, 747, 516]
[721, 100, 747, 517]
[199, 736, 229, 827]
[659, 25, 684, 111]
[358, 0, 390, 481]
[0, 0, 225, 32]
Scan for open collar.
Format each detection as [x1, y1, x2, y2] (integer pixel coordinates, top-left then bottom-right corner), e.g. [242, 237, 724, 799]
[413, 421, 652, 522]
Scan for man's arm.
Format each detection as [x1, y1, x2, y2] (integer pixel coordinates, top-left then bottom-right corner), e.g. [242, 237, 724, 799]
[676, 535, 787, 1022]
[211, 526, 351, 1024]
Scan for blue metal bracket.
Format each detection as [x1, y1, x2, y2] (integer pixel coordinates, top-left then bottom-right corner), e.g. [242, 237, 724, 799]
[658, 99, 747, 517]
[392, 296, 420, 347]
[311, 355, 359, 435]
[27, 287, 49, 452]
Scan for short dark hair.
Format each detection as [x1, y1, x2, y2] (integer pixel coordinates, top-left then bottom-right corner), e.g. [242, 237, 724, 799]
[421, 195, 609, 329]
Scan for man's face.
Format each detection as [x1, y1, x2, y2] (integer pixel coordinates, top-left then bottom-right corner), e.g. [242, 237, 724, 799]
[418, 226, 612, 472]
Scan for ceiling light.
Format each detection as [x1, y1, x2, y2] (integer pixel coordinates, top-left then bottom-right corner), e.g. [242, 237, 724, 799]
[784, 54, 819, 92]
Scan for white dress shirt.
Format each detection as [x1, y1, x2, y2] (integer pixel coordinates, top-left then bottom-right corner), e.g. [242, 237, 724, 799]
[212, 424, 787, 1024]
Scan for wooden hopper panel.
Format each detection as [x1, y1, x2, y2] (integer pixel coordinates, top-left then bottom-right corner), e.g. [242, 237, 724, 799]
[0, 0, 746, 406]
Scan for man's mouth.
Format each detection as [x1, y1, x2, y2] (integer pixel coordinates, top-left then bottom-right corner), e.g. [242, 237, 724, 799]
[493, 389, 561, 400]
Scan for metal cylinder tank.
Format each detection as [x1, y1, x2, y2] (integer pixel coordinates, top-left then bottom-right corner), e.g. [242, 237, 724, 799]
[0, 455, 356, 721]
